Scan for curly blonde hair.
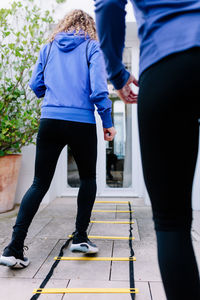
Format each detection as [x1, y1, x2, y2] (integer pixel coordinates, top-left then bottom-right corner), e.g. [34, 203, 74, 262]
[48, 9, 98, 42]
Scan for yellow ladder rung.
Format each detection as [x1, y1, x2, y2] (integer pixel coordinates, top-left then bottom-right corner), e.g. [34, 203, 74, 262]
[92, 210, 134, 213]
[68, 235, 135, 240]
[54, 256, 136, 261]
[33, 288, 139, 294]
[90, 220, 134, 224]
[95, 201, 129, 204]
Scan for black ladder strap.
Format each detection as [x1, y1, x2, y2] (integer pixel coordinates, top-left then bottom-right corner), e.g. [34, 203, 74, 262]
[128, 201, 136, 300]
[30, 236, 72, 300]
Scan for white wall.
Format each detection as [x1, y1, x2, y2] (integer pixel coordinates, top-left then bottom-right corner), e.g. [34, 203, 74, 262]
[15, 145, 35, 204]
[15, 144, 61, 205]
[128, 25, 151, 205]
[39, 0, 136, 23]
[192, 133, 200, 210]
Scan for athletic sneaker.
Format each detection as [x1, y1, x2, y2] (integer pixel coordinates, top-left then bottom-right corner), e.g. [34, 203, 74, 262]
[70, 232, 98, 254]
[0, 245, 29, 269]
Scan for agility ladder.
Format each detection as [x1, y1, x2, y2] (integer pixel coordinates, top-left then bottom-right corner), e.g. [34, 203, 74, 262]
[31, 200, 138, 299]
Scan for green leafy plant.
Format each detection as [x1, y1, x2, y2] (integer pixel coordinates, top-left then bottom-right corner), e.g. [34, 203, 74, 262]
[0, 1, 54, 156]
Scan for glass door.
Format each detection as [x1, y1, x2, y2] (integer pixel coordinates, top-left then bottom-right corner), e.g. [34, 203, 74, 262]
[94, 92, 137, 197]
[65, 100, 136, 196]
[61, 46, 140, 197]
[106, 99, 132, 188]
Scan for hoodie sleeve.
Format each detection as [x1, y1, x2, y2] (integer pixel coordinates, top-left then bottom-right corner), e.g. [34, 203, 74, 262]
[89, 41, 113, 129]
[95, 0, 130, 90]
[29, 46, 46, 98]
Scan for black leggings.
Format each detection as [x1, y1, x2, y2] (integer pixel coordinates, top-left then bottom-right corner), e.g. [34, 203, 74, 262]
[10, 119, 97, 249]
[138, 47, 200, 300]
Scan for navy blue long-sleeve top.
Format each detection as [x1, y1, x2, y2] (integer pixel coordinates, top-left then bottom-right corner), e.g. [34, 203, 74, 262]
[95, 0, 200, 89]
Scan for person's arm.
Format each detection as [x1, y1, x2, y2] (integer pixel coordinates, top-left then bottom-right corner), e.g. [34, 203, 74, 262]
[95, 0, 129, 90]
[89, 40, 116, 141]
[89, 41, 112, 127]
[95, 0, 138, 103]
[29, 47, 46, 98]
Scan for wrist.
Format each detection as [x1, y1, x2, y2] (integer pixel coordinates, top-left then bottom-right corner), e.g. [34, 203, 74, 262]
[110, 68, 130, 90]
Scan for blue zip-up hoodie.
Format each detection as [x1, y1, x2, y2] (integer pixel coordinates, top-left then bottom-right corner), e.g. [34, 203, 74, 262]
[29, 32, 113, 128]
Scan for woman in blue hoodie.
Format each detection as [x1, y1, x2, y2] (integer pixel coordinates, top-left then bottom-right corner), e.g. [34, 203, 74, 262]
[0, 9, 116, 268]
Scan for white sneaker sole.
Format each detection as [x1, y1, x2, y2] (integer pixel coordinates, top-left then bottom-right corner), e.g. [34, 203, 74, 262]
[70, 243, 98, 254]
[0, 255, 30, 269]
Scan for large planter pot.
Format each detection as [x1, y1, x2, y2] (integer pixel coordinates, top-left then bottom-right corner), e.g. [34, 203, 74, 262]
[0, 154, 22, 213]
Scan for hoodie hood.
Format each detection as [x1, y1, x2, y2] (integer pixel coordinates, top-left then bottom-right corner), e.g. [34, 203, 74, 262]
[54, 31, 89, 52]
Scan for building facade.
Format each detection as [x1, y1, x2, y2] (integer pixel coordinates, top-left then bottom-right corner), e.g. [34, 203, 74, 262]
[14, 7, 200, 209]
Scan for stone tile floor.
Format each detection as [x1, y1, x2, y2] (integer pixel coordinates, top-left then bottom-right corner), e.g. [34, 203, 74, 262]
[0, 197, 200, 300]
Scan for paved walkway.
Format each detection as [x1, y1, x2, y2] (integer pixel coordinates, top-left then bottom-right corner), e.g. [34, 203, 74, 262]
[1, 197, 200, 300]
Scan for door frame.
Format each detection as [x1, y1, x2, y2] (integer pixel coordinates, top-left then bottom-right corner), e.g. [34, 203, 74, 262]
[57, 105, 142, 198]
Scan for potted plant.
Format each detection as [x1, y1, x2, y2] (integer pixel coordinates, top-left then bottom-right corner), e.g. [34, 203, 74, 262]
[0, 0, 54, 212]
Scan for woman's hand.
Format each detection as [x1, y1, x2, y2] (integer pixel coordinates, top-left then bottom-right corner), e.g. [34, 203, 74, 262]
[103, 127, 116, 141]
[117, 74, 139, 104]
